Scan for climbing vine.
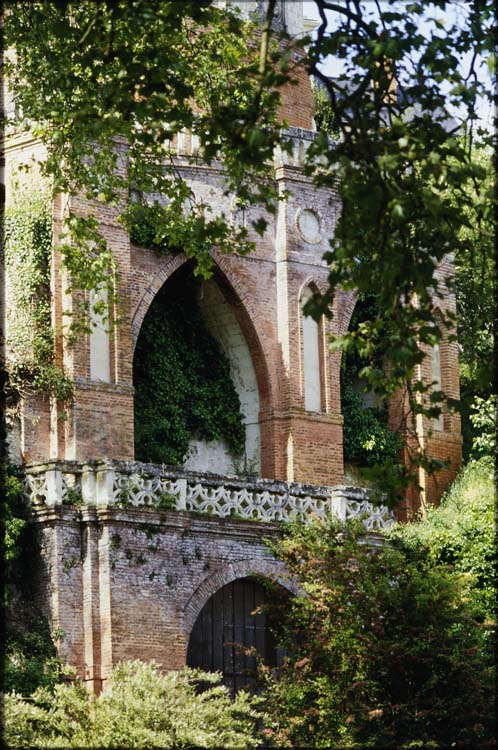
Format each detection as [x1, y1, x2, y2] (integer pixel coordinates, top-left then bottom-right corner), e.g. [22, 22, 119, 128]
[341, 295, 403, 484]
[3, 182, 72, 401]
[134, 276, 245, 465]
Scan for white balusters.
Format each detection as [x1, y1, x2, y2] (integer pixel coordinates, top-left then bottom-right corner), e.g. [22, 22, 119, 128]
[22, 462, 394, 529]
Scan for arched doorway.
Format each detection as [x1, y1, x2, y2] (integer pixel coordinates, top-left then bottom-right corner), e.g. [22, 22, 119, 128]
[187, 577, 285, 694]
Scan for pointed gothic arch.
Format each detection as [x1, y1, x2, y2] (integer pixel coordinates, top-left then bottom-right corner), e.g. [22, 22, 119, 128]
[131, 253, 275, 474]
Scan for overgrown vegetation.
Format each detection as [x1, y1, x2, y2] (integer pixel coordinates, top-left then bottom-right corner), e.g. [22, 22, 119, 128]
[4, 660, 262, 749]
[4, 0, 284, 329]
[134, 275, 245, 465]
[3, 182, 72, 400]
[389, 456, 496, 622]
[453, 147, 494, 459]
[2, 465, 26, 594]
[2, 464, 65, 697]
[4, 593, 65, 698]
[340, 295, 404, 494]
[261, 510, 495, 748]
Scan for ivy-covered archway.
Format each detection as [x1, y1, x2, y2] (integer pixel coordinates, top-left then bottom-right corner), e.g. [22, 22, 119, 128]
[133, 263, 260, 472]
[341, 294, 402, 483]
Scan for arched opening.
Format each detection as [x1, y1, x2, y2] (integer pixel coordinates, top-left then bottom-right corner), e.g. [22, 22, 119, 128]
[340, 294, 401, 486]
[186, 576, 287, 694]
[430, 342, 444, 431]
[133, 263, 261, 474]
[428, 310, 446, 432]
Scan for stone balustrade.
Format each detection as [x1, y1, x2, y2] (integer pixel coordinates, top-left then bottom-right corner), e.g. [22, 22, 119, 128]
[22, 460, 394, 531]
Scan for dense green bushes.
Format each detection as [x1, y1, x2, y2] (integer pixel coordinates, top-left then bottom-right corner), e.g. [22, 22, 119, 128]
[340, 295, 403, 490]
[3, 458, 494, 748]
[134, 275, 245, 464]
[5, 661, 262, 749]
[2, 464, 65, 697]
[342, 382, 402, 467]
[389, 457, 496, 622]
[262, 514, 495, 748]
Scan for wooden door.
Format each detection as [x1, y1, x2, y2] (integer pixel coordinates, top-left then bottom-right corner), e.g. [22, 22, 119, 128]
[187, 577, 282, 694]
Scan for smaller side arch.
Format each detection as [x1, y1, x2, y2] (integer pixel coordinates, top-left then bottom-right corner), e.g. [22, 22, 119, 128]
[427, 306, 448, 431]
[297, 278, 329, 413]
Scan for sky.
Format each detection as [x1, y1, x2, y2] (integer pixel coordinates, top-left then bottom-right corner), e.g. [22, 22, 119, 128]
[302, 0, 493, 129]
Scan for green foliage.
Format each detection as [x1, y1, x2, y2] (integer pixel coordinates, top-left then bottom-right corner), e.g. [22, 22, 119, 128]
[454, 146, 494, 457]
[4, 594, 65, 697]
[303, 1, 494, 464]
[342, 384, 401, 468]
[469, 394, 496, 461]
[262, 517, 495, 748]
[134, 276, 245, 465]
[3, 182, 72, 400]
[389, 457, 496, 622]
[4, 660, 262, 749]
[5, 1, 284, 314]
[2, 464, 27, 608]
[313, 83, 340, 137]
[341, 296, 404, 498]
[2, 464, 65, 696]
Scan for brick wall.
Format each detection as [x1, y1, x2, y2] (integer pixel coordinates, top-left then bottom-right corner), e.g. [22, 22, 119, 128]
[31, 505, 295, 693]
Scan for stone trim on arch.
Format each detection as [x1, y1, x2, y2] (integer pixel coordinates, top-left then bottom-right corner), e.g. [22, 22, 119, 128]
[182, 558, 298, 638]
[297, 275, 328, 301]
[298, 279, 325, 413]
[131, 252, 188, 350]
[211, 254, 274, 407]
[130, 250, 274, 409]
[337, 288, 359, 337]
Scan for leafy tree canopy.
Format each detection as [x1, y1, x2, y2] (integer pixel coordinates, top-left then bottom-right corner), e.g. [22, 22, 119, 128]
[4, 0, 285, 313]
[303, 0, 494, 450]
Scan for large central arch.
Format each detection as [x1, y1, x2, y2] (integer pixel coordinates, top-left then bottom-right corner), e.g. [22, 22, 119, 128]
[132, 255, 273, 476]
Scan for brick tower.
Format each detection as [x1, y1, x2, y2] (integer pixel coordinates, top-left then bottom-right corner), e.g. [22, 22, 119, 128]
[3, 1, 461, 691]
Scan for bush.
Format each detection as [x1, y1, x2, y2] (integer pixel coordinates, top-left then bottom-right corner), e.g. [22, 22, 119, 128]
[2, 466, 65, 696]
[469, 395, 496, 460]
[4, 660, 263, 749]
[262, 517, 495, 748]
[389, 457, 496, 621]
[342, 382, 402, 467]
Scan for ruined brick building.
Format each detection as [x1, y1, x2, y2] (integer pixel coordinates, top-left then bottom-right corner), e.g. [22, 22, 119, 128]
[3, 1, 461, 693]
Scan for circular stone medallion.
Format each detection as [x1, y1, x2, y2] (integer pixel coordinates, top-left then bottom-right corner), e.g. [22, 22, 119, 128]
[296, 208, 321, 244]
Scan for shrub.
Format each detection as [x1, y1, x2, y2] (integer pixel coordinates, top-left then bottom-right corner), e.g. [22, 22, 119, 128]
[4, 660, 263, 749]
[262, 517, 495, 748]
[469, 395, 496, 460]
[342, 382, 402, 467]
[2, 465, 65, 696]
[389, 456, 496, 621]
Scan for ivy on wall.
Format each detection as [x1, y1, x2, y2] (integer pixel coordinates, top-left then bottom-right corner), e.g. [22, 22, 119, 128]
[134, 275, 245, 465]
[3, 183, 72, 401]
[342, 295, 402, 470]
